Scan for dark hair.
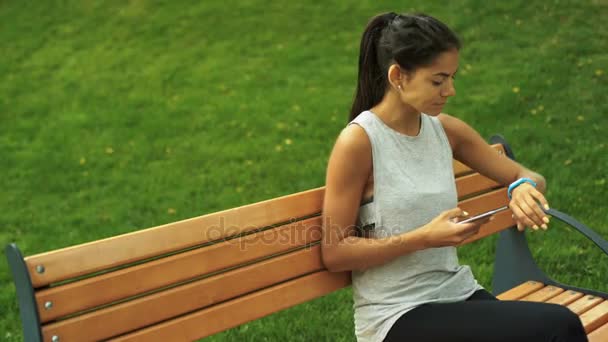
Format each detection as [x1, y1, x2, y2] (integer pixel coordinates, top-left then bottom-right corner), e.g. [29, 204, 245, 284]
[349, 13, 461, 121]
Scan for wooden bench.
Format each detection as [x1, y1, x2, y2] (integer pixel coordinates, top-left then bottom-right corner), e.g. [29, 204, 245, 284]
[5, 136, 608, 341]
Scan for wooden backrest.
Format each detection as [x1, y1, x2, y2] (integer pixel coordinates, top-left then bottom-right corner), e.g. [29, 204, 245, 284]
[24, 144, 516, 341]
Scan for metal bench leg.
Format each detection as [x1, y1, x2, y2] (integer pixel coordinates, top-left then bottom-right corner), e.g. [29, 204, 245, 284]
[5, 243, 43, 342]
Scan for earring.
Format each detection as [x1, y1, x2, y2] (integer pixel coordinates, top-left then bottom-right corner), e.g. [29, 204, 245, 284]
[398, 85, 402, 91]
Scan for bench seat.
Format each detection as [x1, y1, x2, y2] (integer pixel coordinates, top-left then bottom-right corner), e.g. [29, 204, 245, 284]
[498, 281, 608, 341]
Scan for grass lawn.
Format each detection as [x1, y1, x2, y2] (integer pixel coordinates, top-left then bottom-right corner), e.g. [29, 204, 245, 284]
[1, 0, 606, 340]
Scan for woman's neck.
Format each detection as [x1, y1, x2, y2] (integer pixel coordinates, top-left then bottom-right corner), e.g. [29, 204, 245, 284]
[370, 95, 421, 136]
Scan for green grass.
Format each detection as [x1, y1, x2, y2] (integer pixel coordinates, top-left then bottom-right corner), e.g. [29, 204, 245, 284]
[1, 0, 607, 340]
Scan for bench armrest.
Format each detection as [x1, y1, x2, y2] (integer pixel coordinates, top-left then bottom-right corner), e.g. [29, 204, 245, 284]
[493, 208, 608, 298]
[545, 208, 608, 257]
[489, 134, 607, 298]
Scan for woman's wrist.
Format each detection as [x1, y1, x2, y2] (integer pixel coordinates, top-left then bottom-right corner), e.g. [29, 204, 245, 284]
[411, 224, 435, 249]
[508, 177, 537, 199]
[515, 171, 547, 194]
[396, 227, 431, 252]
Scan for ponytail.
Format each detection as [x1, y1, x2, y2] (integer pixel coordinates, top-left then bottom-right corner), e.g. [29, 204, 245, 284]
[349, 12, 398, 122]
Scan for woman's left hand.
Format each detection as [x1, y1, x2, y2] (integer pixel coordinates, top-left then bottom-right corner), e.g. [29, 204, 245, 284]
[508, 183, 550, 231]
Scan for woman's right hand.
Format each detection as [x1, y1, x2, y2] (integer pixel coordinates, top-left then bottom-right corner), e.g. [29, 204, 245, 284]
[419, 208, 492, 248]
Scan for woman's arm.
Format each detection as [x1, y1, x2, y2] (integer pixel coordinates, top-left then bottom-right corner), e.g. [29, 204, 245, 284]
[438, 114, 549, 230]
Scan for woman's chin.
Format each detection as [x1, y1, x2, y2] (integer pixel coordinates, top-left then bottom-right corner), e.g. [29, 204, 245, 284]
[424, 108, 443, 116]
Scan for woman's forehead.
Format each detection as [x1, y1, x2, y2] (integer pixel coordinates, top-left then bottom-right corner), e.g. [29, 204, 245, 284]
[424, 49, 459, 75]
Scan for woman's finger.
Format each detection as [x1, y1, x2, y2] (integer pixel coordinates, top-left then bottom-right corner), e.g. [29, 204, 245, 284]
[529, 188, 550, 211]
[510, 204, 536, 230]
[521, 194, 548, 228]
[516, 200, 541, 229]
[511, 214, 525, 231]
[461, 221, 487, 241]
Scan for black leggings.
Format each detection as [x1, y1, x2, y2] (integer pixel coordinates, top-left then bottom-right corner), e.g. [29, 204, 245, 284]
[384, 289, 588, 342]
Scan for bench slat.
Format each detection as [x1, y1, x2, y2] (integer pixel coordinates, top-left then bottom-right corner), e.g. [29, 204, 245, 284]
[455, 173, 501, 199]
[458, 188, 514, 245]
[36, 216, 323, 323]
[453, 144, 505, 176]
[546, 290, 584, 306]
[567, 295, 604, 315]
[42, 245, 326, 341]
[462, 207, 514, 245]
[589, 321, 608, 341]
[453, 160, 470, 176]
[520, 285, 564, 302]
[496, 281, 544, 300]
[580, 300, 608, 334]
[26, 187, 326, 287]
[459, 188, 508, 214]
[109, 270, 351, 342]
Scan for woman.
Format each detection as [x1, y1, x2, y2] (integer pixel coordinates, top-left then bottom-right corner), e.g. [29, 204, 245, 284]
[321, 12, 587, 342]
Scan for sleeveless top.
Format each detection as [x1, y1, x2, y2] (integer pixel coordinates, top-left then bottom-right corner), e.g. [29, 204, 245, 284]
[348, 111, 483, 342]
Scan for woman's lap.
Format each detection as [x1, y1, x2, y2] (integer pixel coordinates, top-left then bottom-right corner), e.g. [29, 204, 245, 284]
[383, 290, 587, 342]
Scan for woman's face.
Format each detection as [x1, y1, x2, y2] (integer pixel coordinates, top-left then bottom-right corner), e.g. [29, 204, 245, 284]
[396, 49, 459, 116]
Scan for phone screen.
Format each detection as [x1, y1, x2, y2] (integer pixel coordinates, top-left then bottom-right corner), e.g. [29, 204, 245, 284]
[458, 206, 509, 224]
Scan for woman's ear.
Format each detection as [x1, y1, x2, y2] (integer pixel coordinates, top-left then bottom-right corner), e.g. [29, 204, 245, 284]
[387, 64, 404, 91]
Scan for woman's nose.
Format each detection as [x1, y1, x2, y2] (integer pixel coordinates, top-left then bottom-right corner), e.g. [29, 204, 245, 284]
[442, 80, 456, 97]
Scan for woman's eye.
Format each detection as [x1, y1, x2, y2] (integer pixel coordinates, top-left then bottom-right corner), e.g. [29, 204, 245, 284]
[432, 80, 443, 86]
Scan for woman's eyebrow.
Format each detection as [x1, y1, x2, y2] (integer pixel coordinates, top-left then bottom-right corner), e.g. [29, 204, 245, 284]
[433, 69, 459, 77]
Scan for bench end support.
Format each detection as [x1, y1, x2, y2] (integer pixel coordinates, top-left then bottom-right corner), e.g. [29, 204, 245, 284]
[5, 243, 43, 342]
[491, 228, 552, 295]
[489, 135, 553, 295]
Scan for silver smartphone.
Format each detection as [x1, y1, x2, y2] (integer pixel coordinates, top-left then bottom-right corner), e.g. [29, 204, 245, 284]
[458, 206, 509, 224]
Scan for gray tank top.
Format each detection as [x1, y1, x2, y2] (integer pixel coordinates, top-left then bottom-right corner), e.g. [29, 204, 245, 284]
[349, 111, 482, 342]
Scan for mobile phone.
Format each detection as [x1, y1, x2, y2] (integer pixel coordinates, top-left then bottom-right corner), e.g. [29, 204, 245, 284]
[458, 206, 509, 224]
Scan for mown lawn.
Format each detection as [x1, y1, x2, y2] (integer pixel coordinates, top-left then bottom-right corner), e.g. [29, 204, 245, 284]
[1, 0, 606, 340]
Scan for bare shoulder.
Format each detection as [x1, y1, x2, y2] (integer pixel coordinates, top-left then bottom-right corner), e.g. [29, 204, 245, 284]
[327, 124, 372, 182]
[437, 112, 466, 132]
[335, 124, 371, 154]
[437, 113, 465, 150]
